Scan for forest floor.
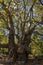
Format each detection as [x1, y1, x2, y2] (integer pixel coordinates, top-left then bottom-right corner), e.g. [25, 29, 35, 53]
[0, 57, 43, 65]
[14, 60, 43, 65]
[0, 60, 43, 65]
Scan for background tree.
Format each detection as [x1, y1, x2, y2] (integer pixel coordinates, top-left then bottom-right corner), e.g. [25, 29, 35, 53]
[0, 0, 43, 65]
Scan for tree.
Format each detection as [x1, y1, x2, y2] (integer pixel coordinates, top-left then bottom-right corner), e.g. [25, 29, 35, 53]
[0, 0, 43, 64]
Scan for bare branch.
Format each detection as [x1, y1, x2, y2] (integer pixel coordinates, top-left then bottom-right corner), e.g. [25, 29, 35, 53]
[8, 0, 12, 8]
[31, 39, 38, 44]
[34, 31, 43, 36]
[34, 20, 43, 24]
[26, 0, 36, 20]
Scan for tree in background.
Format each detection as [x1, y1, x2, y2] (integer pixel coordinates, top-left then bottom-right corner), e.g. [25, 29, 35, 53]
[0, 0, 43, 64]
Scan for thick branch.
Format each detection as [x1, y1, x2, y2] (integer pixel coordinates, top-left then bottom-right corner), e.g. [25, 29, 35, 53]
[1, 2, 14, 30]
[0, 43, 8, 48]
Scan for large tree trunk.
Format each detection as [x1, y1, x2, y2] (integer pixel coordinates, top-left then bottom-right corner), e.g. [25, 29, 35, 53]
[23, 33, 31, 62]
[7, 10, 18, 64]
[8, 29, 14, 58]
[17, 32, 31, 64]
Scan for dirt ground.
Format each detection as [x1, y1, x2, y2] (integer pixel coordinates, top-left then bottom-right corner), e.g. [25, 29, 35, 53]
[0, 58, 43, 65]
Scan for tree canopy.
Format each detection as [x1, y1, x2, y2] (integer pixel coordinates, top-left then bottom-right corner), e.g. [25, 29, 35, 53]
[0, 0, 43, 64]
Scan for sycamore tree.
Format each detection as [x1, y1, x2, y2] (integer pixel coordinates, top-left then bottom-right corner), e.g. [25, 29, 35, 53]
[0, 0, 43, 64]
